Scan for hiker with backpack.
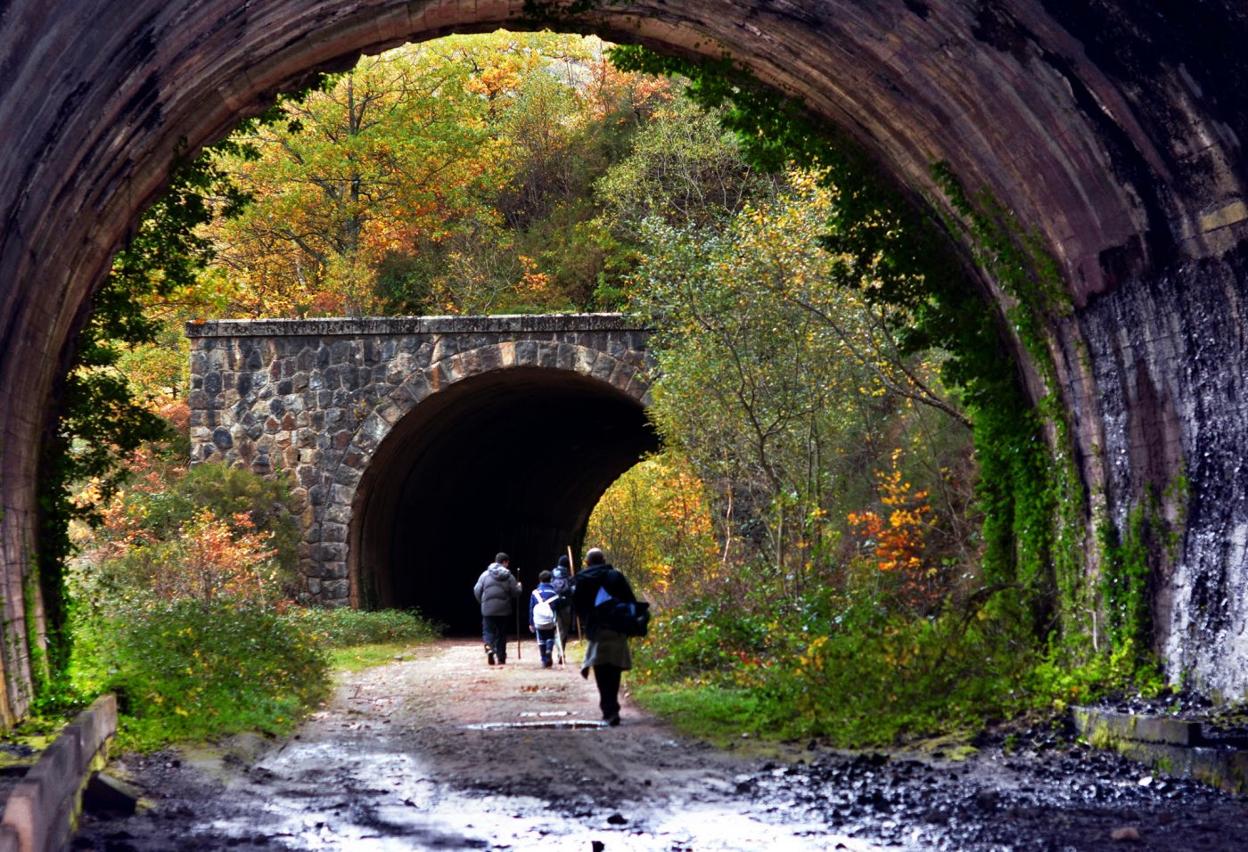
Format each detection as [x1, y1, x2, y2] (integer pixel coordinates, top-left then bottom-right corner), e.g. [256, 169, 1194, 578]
[549, 555, 575, 661]
[474, 552, 522, 666]
[571, 547, 646, 726]
[528, 570, 560, 668]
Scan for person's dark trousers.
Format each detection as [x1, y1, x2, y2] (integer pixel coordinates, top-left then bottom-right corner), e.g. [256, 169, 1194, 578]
[535, 628, 555, 666]
[593, 664, 622, 722]
[483, 615, 509, 664]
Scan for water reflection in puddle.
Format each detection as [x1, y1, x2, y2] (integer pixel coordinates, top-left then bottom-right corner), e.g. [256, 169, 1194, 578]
[463, 719, 605, 730]
[196, 740, 878, 851]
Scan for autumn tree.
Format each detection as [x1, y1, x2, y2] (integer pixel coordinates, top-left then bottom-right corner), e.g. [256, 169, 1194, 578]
[632, 171, 976, 600]
[587, 451, 719, 606]
[191, 32, 675, 318]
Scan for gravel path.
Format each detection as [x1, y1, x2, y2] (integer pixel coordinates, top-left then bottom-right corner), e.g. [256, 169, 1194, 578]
[72, 640, 1247, 851]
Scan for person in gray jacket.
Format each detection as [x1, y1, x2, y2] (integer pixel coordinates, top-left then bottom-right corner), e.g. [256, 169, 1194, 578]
[474, 552, 522, 666]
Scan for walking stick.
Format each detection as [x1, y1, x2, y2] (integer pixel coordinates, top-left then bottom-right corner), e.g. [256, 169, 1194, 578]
[566, 545, 582, 641]
[515, 576, 522, 661]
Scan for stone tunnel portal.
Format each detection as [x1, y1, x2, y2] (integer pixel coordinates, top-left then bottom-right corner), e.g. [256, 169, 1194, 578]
[185, 315, 657, 632]
[352, 367, 657, 634]
[8, 0, 1248, 716]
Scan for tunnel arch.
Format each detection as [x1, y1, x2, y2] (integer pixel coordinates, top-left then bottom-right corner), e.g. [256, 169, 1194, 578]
[184, 316, 655, 622]
[341, 345, 656, 633]
[3, 1, 1248, 715]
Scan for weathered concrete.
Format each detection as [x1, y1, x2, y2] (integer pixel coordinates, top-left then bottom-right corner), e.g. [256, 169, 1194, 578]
[1073, 705, 1248, 795]
[2, 0, 1248, 709]
[187, 315, 654, 628]
[0, 694, 117, 852]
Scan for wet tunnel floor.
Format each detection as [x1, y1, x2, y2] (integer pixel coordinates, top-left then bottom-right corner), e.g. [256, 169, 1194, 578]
[73, 641, 1247, 851]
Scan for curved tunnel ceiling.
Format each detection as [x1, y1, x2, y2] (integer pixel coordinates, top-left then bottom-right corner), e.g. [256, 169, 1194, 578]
[1, 0, 1248, 710]
[351, 367, 658, 634]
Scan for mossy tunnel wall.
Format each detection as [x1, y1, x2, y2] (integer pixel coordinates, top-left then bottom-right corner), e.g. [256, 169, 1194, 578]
[3, 0, 1248, 719]
[185, 316, 656, 634]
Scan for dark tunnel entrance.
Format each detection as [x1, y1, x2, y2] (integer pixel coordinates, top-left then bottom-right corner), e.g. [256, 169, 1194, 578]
[350, 366, 658, 634]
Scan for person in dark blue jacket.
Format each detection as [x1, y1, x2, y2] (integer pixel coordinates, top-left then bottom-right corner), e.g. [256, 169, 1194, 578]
[571, 548, 636, 725]
[528, 570, 560, 668]
[550, 556, 574, 653]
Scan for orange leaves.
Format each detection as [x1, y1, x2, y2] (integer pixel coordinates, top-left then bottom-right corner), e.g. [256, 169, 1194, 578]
[848, 450, 942, 611]
[76, 461, 300, 614]
[465, 64, 524, 101]
[584, 57, 673, 123]
[515, 255, 554, 303]
[150, 508, 279, 604]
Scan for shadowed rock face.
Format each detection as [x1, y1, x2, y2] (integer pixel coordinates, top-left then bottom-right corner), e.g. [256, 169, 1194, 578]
[3, 0, 1248, 716]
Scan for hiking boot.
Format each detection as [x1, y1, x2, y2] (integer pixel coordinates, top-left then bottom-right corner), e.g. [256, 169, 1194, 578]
[485, 644, 495, 666]
[605, 713, 621, 727]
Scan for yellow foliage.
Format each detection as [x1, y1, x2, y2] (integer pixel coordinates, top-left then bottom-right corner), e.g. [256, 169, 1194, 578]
[586, 450, 718, 604]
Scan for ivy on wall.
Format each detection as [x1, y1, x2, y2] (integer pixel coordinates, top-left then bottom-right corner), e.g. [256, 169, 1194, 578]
[608, 45, 1101, 657]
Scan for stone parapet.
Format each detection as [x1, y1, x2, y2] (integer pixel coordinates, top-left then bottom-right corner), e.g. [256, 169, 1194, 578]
[1, 694, 117, 852]
[185, 313, 648, 338]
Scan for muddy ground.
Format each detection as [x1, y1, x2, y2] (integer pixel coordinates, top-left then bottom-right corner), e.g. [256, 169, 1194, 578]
[73, 640, 1247, 851]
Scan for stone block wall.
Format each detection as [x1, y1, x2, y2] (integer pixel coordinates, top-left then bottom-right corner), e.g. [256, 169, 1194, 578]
[186, 315, 651, 604]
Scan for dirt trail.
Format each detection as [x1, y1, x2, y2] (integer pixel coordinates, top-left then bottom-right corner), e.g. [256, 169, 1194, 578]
[73, 640, 1248, 851]
[73, 639, 864, 851]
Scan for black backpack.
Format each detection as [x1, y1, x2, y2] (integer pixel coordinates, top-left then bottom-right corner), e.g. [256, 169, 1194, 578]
[572, 568, 650, 637]
[598, 597, 650, 637]
[550, 568, 572, 604]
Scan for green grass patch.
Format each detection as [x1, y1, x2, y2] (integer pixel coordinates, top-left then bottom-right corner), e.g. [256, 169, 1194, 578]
[329, 642, 417, 672]
[281, 606, 440, 647]
[631, 682, 767, 745]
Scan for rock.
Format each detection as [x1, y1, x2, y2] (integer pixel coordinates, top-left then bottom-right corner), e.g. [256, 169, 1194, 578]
[973, 790, 999, 812]
[591, 841, 605, 852]
[83, 771, 141, 816]
[1110, 826, 1142, 842]
[606, 813, 628, 825]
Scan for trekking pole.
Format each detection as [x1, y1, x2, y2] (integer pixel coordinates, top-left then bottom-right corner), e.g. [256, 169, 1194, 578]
[515, 579, 522, 661]
[567, 545, 582, 641]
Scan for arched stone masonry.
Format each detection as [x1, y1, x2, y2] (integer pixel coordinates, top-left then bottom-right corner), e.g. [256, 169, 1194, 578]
[3, 0, 1248, 711]
[187, 314, 651, 605]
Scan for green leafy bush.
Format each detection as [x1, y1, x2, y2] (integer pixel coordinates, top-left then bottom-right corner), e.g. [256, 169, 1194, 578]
[281, 607, 440, 647]
[634, 584, 1160, 748]
[774, 599, 1016, 744]
[78, 600, 329, 751]
[640, 603, 771, 682]
[139, 462, 302, 580]
[69, 604, 438, 750]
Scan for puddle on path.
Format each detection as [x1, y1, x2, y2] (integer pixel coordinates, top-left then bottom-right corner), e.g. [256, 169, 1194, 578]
[180, 738, 877, 851]
[462, 720, 605, 730]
